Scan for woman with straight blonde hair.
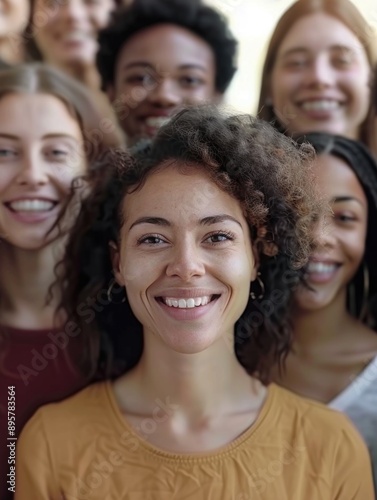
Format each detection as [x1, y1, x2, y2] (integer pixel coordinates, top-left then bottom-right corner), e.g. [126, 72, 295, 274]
[258, 0, 377, 153]
[0, 62, 122, 500]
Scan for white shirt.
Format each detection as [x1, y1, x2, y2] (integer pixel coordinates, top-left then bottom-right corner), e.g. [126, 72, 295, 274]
[329, 355, 377, 487]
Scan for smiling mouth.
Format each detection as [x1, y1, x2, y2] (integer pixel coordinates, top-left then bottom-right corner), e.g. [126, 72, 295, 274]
[299, 100, 342, 112]
[306, 262, 339, 274]
[59, 31, 94, 44]
[5, 200, 58, 213]
[157, 295, 221, 309]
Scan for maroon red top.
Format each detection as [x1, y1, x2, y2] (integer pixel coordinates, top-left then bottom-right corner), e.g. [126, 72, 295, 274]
[0, 326, 89, 499]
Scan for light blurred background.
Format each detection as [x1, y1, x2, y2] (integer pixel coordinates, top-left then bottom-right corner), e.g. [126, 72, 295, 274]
[206, 0, 377, 114]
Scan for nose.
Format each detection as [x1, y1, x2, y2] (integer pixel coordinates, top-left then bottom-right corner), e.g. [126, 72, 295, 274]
[166, 240, 206, 281]
[305, 56, 336, 88]
[16, 153, 48, 187]
[60, 0, 87, 24]
[147, 78, 182, 108]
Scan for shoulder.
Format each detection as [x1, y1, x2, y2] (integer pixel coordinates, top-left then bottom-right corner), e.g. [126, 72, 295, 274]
[265, 384, 374, 494]
[267, 384, 370, 452]
[19, 381, 111, 443]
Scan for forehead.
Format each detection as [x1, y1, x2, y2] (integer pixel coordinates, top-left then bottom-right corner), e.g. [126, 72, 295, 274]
[116, 23, 215, 71]
[0, 92, 83, 140]
[123, 162, 245, 224]
[277, 12, 366, 55]
[315, 154, 367, 203]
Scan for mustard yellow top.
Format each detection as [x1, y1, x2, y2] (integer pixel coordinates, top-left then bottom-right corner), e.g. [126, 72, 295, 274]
[15, 381, 374, 500]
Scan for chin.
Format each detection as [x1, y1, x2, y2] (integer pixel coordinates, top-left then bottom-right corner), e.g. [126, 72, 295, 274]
[295, 293, 334, 312]
[160, 330, 220, 354]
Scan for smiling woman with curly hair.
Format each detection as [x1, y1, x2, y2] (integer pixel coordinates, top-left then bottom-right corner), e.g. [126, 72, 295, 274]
[15, 106, 374, 499]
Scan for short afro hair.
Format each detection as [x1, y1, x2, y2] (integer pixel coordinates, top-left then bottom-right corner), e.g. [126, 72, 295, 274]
[96, 0, 238, 93]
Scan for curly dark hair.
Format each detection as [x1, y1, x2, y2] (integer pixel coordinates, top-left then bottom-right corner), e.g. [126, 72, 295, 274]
[298, 132, 377, 328]
[59, 106, 321, 384]
[96, 0, 238, 93]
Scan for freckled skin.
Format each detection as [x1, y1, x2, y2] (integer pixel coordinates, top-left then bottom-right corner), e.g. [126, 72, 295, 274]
[112, 163, 257, 354]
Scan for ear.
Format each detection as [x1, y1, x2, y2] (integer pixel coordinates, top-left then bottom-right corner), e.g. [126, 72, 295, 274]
[265, 96, 273, 106]
[212, 91, 224, 105]
[250, 248, 258, 282]
[106, 84, 115, 103]
[109, 241, 124, 286]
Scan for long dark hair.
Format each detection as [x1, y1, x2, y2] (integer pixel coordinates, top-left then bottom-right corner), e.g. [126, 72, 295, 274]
[300, 132, 377, 327]
[59, 106, 321, 383]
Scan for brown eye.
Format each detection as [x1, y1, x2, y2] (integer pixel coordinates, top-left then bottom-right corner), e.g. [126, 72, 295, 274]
[204, 231, 235, 245]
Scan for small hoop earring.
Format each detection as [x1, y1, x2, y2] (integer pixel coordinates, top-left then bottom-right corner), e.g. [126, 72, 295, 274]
[250, 272, 265, 300]
[107, 280, 126, 303]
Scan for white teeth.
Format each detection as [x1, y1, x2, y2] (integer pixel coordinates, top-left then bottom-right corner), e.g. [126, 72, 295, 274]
[307, 262, 337, 274]
[145, 117, 170, 129]
[9, 200, 55, 212]
[301, 100, 340, 112]
[186, 299, 195, 308]
[62, 31, 91, 42]
[162, 296, 213, 308]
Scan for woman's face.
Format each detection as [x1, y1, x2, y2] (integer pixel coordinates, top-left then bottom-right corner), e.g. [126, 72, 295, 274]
[270, 13, 371, 138]
[0, 92, 86, 250]
[0, 0, 29, 39]
[32, 0, 115, 66]
[112, 163, 257, 354]
[295, 154, 367, 312]
[110, 24, 218, 142]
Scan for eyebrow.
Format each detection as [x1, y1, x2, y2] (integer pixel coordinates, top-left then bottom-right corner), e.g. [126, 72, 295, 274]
[281, 44, 355, 59]
[129, 214, 242, 231]
[0, 133, 78, 141]
[332, 196, 364, 206]
[121, 62, 207, 72]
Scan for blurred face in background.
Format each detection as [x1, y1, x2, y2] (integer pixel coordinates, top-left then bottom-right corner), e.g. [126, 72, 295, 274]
[295, 154, 367, 312]
[270, 13, 371, 138]
[108, 24, 219, 144]
[32, 0, 115, 66]
[0, 0, 29, 39]
[0, 92, 86, 250]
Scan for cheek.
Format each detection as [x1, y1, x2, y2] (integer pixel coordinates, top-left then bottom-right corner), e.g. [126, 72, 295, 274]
[33, 23, 55, 50]
[218, 252, 254, 288]
[271, 71, 296, 103]
[120, 251, 159, 290]
[89, 5, 113, 30]
[0, 171, 15, 192]
[342, 232, 366, 265]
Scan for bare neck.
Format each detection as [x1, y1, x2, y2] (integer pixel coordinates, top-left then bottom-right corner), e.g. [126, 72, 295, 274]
[292, 289, 360, 354]
[0, 240, 65, 329]
[116, 331, 266, 426]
